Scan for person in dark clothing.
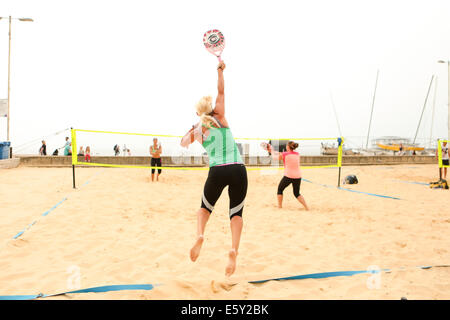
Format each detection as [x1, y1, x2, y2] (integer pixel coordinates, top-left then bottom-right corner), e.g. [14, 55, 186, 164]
[39, 140, 47, 156]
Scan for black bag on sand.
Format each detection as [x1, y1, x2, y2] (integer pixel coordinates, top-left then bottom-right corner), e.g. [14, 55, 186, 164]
[343, 174, 358, 185]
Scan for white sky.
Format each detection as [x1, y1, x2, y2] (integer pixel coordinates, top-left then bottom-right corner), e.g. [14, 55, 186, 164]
[0, 0, 449, 153]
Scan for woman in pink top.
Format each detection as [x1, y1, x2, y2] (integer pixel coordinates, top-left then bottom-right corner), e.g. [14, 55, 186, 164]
[266, 141, 309, 210]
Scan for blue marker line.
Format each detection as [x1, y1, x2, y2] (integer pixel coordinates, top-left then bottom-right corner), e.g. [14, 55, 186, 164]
[303, 179, 401, 200]
[0, 284, 157, 300]
[394, 180, 429, 186]
[41, 197, 67, 217]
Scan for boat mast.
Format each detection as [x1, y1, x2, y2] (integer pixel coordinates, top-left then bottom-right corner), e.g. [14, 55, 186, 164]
[428, 76, 438, 148]
[329, 90, 342, 137]
[413, 75, 434, 145]
[365, 69, 379, 149]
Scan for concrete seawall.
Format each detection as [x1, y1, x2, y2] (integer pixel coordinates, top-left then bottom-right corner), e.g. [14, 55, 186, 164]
[0, 158, 20, 169]
[15, 155, 437, 167]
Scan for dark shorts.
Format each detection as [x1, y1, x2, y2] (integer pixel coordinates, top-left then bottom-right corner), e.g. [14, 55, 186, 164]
[443, 159, 449, 166]
[201, 164, 248, 220]
[277, 176, 302, 198]
[151, 157, 162, 174]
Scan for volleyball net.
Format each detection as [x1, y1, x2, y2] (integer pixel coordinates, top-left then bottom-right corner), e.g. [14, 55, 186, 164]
[70, 128, 344, 186]
[437, 139, 449, 169]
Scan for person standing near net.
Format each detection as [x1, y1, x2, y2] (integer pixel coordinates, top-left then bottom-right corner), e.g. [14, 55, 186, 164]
[264, 141, 309, 210]
[180, 60, 247, 277]
[436, 141, 449, 180]
[150, 138, 162, 182]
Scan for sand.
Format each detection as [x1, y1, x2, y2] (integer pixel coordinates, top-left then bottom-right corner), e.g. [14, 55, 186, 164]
[0, 164, 449, 300]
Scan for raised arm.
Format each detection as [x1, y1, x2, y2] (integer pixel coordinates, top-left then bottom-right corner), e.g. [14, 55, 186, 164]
[213, 61, 226, 118]
[267, 144, 283, 161]
[181, 124, 199, 148]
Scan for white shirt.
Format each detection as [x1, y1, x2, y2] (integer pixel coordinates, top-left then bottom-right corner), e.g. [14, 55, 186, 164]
[442, 144, 449, 160]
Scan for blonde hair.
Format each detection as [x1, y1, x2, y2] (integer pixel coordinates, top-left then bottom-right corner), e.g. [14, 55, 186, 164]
[196, 96, 219, 128]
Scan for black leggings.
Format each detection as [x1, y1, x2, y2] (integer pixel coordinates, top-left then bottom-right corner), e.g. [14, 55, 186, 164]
[201, 164, 248, 220]
[151, 157, 162, 174]
[277, 176, 302, 198]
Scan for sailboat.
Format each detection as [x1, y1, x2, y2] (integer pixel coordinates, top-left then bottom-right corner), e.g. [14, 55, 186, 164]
[374, 136, 424, 152]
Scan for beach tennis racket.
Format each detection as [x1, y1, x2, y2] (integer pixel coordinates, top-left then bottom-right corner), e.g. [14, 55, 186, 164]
[203, 29, 225, 62]
[260, 142, 270, 151]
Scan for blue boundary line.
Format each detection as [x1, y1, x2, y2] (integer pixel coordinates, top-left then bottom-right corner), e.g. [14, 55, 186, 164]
[394, 180, 429, 186]
[303, 178, 401, 200]
[13, 198, 67, 239]
[11, 170, 103, 240]
[249, 265, 448, 284]
[0, 265, 448, 300]
[0, 284, 157, 300]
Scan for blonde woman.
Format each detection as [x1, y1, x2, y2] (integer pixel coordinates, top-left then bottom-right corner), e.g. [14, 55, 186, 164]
[180, 61, 247, 277]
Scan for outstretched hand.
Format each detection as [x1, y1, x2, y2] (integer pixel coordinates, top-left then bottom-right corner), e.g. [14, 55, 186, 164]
[217, 61, 226, 71]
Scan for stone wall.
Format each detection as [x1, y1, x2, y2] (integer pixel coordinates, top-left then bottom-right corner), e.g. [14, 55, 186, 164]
[0, 158, 20, 169]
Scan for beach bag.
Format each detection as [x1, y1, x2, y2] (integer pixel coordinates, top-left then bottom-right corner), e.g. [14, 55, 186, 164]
[343, 174, 358, 184]
[429, 179, 449, 189]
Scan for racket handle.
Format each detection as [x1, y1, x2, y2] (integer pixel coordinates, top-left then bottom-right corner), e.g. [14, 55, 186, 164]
[217, 55, 222, 62]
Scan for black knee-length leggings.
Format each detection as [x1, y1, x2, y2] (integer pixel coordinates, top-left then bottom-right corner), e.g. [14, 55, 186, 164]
[277, 176, 302, 198]
[151, 157, 162, 174]
[201, 164, 248, 220]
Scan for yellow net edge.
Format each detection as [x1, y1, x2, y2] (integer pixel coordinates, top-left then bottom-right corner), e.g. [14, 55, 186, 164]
[75, 162, 340, 170]
[73, 128, 342, 141]
[71, 128, 344, 170]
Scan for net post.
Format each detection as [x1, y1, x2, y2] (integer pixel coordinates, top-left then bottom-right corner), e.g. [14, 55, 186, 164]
[72, 164, 76, 189]
[437, 139, 442, 180]
[71, 127, 77, 189]
[337, 137, 343, 187]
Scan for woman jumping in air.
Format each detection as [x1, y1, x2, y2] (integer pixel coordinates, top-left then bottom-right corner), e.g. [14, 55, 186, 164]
[180, 60, 247, 277]
[265, 141, 309, 210]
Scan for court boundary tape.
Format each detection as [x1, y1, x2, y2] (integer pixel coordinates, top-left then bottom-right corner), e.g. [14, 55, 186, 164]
[11, 169, 104, 240]
[248, 265, 450, 284]
[0, 284, 158, 300]
[302, 178, 401, 200]
[393, 180, 429, 186]
[1, 265, 448, 300]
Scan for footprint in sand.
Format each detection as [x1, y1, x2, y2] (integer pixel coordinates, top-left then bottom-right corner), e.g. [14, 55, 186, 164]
[210, 280, 235, 293]
[395, 241, 407, 248]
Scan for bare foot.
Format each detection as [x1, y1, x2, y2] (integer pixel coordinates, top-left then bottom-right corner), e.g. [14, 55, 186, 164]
[190, 235, 204, 262]
[225, 249, 238, 277]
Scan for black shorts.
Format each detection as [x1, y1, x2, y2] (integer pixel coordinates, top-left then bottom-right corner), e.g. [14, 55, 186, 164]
[443, 159, 449, 166]
[277, 176, 302, 198]
[201, 164, 248, 220]
[151, 157, 162, 174]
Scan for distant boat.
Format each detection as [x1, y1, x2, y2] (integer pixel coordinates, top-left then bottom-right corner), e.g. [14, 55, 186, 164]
[372, 136, 424, 152]
[376, 143, 424, 152]
[321, 142, 360, 155]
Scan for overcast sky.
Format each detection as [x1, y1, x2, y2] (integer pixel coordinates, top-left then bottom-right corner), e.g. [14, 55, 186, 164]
[0, 0, 449, 153]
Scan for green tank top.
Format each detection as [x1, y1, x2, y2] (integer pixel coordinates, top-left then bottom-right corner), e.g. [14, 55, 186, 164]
[202, 126, 243, 167]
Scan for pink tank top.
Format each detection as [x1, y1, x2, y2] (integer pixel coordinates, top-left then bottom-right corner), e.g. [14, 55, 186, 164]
[282, 151, 302, 179]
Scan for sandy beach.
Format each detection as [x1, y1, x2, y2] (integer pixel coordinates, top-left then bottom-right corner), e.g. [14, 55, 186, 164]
[0, 164, 449, 300]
